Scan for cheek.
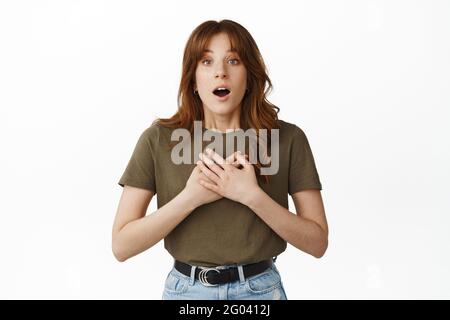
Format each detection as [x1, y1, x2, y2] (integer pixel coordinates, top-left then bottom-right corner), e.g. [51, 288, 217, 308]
[195, 72, 210, 89]
[235, 69, 247, 87]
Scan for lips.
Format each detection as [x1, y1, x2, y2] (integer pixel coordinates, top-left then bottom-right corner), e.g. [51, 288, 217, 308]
[213, 88, 230, 97]
[212, 84, 231, 98]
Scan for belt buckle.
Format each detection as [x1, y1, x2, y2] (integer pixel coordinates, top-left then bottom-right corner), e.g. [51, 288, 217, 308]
[198, 267, 220, 287]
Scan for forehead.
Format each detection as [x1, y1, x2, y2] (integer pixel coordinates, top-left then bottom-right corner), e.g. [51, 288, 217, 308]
[202, 33, 238, 54]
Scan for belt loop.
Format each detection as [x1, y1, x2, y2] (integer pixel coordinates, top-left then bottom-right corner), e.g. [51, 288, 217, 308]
[237, 265, 245, 284]
[189, 265, 197, 285]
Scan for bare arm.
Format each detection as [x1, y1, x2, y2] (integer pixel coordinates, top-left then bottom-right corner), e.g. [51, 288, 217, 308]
[111, 186, 198, 262]
[196, 150, 329, 258]
[112, 154, 242, 262]
[245, 189, 328, 258]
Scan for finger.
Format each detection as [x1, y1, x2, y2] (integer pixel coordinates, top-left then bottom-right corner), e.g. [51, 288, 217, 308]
[199, 152, 224, 178]
[233, 160, 244, 169]
[235, 151, 250, 167]
[200, 170, 214, 183]
[198, 179, 221, 194]
[205, 148, 230, 168]
[234, 152, 248, 159]
[197, 160, 220, 183]
[227, 151, 247, 160]
[229, 152, 247, 168]
[225, 152, 236, 165]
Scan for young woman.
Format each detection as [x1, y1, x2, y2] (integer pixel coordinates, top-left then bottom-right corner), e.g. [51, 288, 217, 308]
[113, 19, 328, 300]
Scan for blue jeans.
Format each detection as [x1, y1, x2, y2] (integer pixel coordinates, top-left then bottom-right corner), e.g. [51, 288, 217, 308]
[162, 261, 288, 300]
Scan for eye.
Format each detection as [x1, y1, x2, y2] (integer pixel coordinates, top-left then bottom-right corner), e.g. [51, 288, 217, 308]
[201, 59, 212, 65]
[228, 58, 239, 65]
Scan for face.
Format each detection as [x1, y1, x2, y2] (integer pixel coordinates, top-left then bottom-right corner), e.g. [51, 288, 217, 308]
[194, 32, 247, 116]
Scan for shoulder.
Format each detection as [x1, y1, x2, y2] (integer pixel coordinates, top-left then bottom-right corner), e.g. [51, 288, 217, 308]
[276, 119, 307, 141]
[139, 120, 173, 142]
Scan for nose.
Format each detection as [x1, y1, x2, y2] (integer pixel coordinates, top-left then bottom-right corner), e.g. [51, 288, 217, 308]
[215, 62, 227, 79]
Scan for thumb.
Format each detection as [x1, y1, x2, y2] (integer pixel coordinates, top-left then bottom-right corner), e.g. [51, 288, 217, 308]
[235, 151, 250, 168]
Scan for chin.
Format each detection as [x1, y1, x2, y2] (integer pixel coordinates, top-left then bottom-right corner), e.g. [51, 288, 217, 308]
[211, 108, 235, 116]
[205, 102, 241, 116]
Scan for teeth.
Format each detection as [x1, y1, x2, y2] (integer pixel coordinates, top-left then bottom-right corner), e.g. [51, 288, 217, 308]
[216, 87, 227, 90]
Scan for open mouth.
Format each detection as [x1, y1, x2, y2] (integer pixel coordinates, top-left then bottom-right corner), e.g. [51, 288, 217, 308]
[213, 88, 231, 97]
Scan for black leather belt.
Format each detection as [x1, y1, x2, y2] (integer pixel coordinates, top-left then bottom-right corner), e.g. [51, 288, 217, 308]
[174, 259, 273, 286]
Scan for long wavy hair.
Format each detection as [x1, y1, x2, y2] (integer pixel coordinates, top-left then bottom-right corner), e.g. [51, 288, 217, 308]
[155, 19, 280, 182]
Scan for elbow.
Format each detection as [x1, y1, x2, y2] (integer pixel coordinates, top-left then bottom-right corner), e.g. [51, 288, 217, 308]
[112, 237, 128, 262]
[312, 236, 328, 259]
[113, 252, 127, 263]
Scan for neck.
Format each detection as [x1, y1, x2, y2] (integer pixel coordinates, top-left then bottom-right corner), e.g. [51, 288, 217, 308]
[203, 107, 241, 133]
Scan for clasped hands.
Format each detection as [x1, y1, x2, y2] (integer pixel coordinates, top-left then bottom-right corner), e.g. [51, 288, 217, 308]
[185, 148, 261, 207]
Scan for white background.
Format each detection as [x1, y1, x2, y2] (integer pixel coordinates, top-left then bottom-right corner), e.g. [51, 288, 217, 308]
[1, 0, 449, 299]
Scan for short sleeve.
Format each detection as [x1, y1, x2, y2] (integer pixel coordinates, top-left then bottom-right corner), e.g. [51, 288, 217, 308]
[288, 126, 322, 195]
[118, 125, 158, 193]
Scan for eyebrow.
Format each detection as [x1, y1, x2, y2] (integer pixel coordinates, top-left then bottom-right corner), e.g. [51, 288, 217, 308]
[203, 49, 237, 53]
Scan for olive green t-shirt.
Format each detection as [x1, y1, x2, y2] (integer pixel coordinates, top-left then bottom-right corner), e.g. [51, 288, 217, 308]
[118, 119, 322, 266]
